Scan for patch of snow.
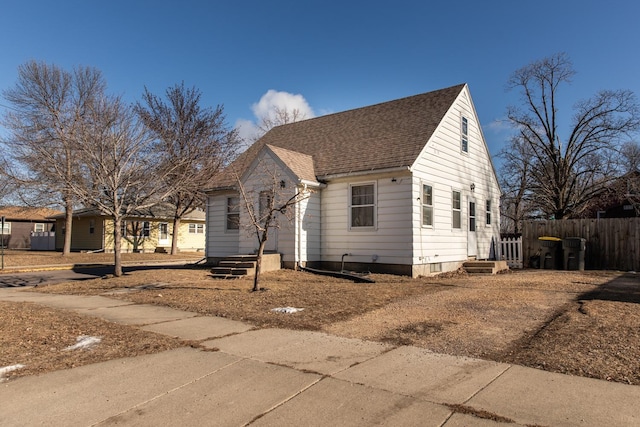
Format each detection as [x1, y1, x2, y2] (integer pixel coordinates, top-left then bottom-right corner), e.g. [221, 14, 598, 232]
[271, 307, 305, 314]
[0, 364, 25, 382]
[64, 335, 101, 351]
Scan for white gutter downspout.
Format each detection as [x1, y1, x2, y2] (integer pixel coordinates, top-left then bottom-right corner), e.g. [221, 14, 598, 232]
[296, 183, 307, 269]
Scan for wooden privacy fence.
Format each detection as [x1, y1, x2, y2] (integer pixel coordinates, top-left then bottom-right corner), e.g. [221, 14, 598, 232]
[522, 218, 640, 271]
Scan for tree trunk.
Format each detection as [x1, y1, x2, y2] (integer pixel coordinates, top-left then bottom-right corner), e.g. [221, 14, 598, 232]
[171, 217, 180, 255]
[113, 217, 123, 277]
[253, 239, 266, 292]
[62, 197, 73, 256]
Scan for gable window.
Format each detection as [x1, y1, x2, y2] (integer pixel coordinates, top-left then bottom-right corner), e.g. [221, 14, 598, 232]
[486, 200, 492, 226]
[452, 191, 461, 229]
[189, 223, 204, 234]
[461, 116, 469, 153]
[422, 184, 433, 227]
[34, 223, 45, 233]
[350, 183, 375, 228]
[226, 197, 240, 230]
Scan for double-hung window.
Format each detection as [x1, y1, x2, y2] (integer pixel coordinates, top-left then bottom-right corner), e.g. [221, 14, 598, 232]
[34, 223, 45, 233]
[189, 223, 204, 234]
[452, 190, 461, 229]
[350, 183, 375, 228]
[461, 116, 469, 153]
[226, 197, 240, 230]
[422, 184, 433, 227]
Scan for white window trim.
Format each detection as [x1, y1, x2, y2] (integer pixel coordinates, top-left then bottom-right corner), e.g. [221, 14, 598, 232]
[421, 182, 434, 228]
[189, 223, 205, 234]
[34, 223, 45, 233]
[349, 182, 377, 230]
[1, 221, 11, 234]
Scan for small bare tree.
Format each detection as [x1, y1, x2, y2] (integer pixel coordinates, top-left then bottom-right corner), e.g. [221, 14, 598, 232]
[135, 83, 240, 254]
[70, 95, 176, 276]
[235, 161, 310, 292]
[1, 61, 106, 254]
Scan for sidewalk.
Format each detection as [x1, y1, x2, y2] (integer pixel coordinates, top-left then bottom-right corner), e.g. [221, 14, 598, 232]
[1, 288, 639, 426]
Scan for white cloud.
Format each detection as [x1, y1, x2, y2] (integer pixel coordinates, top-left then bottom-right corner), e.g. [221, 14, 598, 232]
[235, 90, 315, 144]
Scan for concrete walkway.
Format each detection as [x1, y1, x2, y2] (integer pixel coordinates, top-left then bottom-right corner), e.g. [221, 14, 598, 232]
[1, 288, 639, 426]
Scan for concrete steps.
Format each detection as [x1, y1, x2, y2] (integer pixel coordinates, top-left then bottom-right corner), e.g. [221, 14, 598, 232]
[210, 254, 281, 279]
[463, 260, 509, 276]
[210, 255, 257, 279]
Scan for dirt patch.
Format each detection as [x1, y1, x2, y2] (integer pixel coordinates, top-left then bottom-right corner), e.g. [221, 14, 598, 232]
[4, 267, 640, 386]
[0, 300, 192, 381]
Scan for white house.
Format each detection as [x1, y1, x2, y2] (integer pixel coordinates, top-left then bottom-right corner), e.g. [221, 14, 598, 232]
[205, 84, 501, 277]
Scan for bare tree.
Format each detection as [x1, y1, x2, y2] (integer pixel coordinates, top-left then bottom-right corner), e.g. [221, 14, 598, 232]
[135, 83, 240, 255]
[235, 161, 310, 292]
[506, 52, 640, 219]
[1, 61, 106, 254]
[620, 141, 640, 172]
[70, 95, 174, 276]
[498, 135, 536, 233]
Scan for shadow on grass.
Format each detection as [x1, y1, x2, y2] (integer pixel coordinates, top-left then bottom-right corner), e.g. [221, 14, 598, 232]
[579, 273, 640, 304]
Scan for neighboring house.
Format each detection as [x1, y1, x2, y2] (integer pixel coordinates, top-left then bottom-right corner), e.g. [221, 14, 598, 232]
[585, 170, 640, 218]
[49, 204, 206, 253]
[0, 206, 61, 249]
[205, 84, 501, 277]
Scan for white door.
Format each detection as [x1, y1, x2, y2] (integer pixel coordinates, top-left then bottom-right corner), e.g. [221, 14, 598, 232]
[158, 222, 170, 246]
[467, 197, 477, 258]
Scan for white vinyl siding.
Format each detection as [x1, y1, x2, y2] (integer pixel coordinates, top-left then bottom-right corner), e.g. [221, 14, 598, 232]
[411, 86, 501, 269]
[322, 176, 413, 265]
[206, 193, 240, 258]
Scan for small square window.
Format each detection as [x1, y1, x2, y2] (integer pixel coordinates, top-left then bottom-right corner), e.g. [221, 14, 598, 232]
[34, 223, 45, 233]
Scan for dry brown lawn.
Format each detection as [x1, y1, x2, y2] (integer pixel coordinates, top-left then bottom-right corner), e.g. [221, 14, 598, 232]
[0, 249, 203, 268]
[2, 257, 639, 387]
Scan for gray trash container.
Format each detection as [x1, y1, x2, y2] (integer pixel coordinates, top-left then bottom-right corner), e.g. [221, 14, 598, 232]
[563, 237, 586, 270]
[538, 236, 562, 269]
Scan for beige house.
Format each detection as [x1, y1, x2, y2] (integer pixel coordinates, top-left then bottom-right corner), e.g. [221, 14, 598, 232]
[50, 205, 206, 253]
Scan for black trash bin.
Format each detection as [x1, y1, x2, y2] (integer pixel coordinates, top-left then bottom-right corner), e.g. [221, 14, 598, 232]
[538, 236, 562, 269]
[563, 237, 586, 270]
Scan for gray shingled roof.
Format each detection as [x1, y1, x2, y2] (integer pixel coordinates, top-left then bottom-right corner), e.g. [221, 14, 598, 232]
[209, 84, 465, 190]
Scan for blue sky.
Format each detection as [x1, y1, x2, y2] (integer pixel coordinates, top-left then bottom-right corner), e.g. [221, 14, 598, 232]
[2, 1, 639, 158]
